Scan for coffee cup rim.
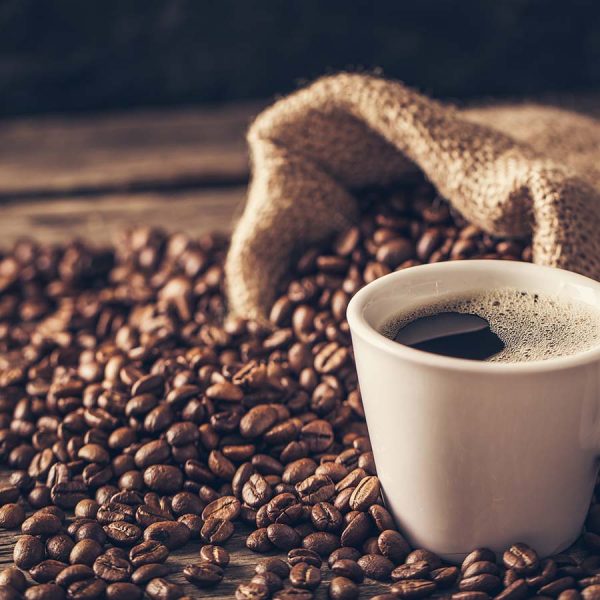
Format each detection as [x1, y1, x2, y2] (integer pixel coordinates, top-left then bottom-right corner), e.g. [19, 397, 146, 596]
[346, 260, 600, 373]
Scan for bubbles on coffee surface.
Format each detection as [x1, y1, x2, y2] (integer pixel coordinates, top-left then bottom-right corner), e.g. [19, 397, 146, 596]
[380, 288, 600, 363]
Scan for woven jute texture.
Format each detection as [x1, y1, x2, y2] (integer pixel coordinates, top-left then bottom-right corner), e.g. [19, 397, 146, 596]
[226, 73, 600, 320]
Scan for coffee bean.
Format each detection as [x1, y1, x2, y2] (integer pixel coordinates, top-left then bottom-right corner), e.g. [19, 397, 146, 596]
[267, 523, 301, 550]
[451, 594, 491, 600]
[143, 521, 191, 550]
[539, 577, 576, 597]
[46, 534, 75, 563]
[289, 563, 321, 590]
[200, 518, 234, 544]
[296, 475, 335, 505]
[106, 582, 144, 600]
[0, 503, 25, 529]
[391, 579, 437, 599]
[29, 560, 68, 583]
[70, 540, 103, 566]
[183, 562, 224, 588]
[406, 549, 442, 571]
[340, 512, 371, 547]
[0, 567, 27, 592]
[129, 540, 169, 567]
[145, 578, 184, 600]
[255, 558, 290, 579]
[242, 474, 273, 508]
[240, 406, 279, 439]
[331, 559, 364, 583]
[288, 548, 322, 568]
[22, 512, 62, 535]
[14, 535, 45, 570]
[349, 476, 380, 511]
[311, 502, 343, 532]
[328, 576, 359, 600]
[357, 554, 394, 581]
[104, 521, 142, 546]
[24, 584, 66, 600]
[300, 421, 334, 453]
[246, 528, 274, 552]
[462, 548, 497, 572]
[459, 574, 502, 594]
[143, 465, 183, 494]
[378, 529, 410, 564]
[503, 543, 539, 574]
[252, 572, 283, 594]
[202, 496, 241, 521]
[93, 554, 132, 582]
[236, 581, 270, 600]
[494, 579, 529, 600]
[328, 548, 361, 568]
[130, 563, 171, 585]
[302, 532, 340, 557]
[55, 564, 95, 587]
[582, 588, 600, 600]
[199, 545, 230, 567]
[274, 589, 314, 600]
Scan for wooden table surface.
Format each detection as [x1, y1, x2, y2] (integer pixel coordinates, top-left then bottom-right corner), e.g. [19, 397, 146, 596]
[0, 93, 598, 598]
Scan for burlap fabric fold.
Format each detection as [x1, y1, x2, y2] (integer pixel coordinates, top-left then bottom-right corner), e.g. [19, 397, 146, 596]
[226, 73, 600, 320]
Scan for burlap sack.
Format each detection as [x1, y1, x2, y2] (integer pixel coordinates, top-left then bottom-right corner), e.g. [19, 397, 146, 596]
[226, 73, 600, 320]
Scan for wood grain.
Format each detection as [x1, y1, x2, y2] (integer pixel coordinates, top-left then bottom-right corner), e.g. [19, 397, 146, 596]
[0, 101, 262, 197]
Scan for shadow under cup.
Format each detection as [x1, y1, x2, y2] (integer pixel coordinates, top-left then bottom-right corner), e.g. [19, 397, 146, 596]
[346, 260, 600, 561]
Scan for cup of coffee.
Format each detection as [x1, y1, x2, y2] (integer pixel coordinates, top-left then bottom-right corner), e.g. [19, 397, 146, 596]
[346, 260, 600, 561]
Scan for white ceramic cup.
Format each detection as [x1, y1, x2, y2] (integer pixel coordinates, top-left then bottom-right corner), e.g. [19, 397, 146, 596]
[346, 260, 600, 561]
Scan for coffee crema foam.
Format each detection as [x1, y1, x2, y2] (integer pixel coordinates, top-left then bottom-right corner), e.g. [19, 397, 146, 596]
[380, 288, 600, 363]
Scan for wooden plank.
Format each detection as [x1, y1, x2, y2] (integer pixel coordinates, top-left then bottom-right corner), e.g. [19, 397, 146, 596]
[0, 187, 246, 246]
[0, 102, 262, 197]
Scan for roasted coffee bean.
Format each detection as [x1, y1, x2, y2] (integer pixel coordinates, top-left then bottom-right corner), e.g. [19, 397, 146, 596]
[144, 521, 191, 550]
[106, 582, 144, 600]
[130, 563, 171, 586]
[391, 579, 437, 599]
[93, 554, 132, 582]
[29, 560, 68, 583]
[129, 540, 169, 567]
[0, 503, 26, 529]
[527, 559, 558, 588]
[503, 543, 539, 574]
[378, 529, 410, 563]
[311, 502, 343, 532]
[70, 540, 104, 566]
[288, 548, 322, 568]
[328, 547, 362, 568]
[431, 566, 460, 588]
[328, 576, 359, 600]
[331, 559, 364, 583]
[302, 532, 340, 556]
[183, 562, 224, 588]
[202, 496, 241, 521]
[252, 572, 284, 594]
[55, 564, 95, 587]
[46, 534, 75, 563]
[199, 544, 230, 567]
[267, 523, 301, 550]
[22, 512, 62, 535]
[462, 549, 497, 572]
[289, 562, 321, 590]
[0, 567, 27, 592]
[582, 588, 600, 600]
[464, 561, 500, 578]
[357, 554, 394, 581]
[236, 581, 270, 600]
[246, 528, 274, 552]
[296, 475, 335, 505]
[145, 578, 184, 600]
[459, 574, 502, 595]
[14, 535, 45, 570]
[0, 586, 22, 600]
[104, 521, 142, 546]
[243, 474, 273, 508]
[494, 579, 529, 600]
[24, 584, 66, 600]
[340, 512, 371, 547]
[255, 557, 290, 579]
[451, 594, 491, 600]
[349, 476, 380, 511]
[143, 465, 183, 494]
[406, 549, 442, 571]
[200, 518, 234, 544]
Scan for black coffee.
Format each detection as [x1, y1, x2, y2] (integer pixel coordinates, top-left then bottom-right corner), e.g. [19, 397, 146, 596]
[381, 288, 600, 363]
[393, 312, 505, 360]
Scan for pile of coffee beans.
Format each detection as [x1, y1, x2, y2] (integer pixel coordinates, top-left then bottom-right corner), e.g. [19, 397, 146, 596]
[0, 178, 598, 600]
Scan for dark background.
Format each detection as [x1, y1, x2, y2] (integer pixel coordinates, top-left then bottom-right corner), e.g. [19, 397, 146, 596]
[2, 0, 599, 118]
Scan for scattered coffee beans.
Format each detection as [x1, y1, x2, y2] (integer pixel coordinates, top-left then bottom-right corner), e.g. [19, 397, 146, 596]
[0, 180, 597, 598]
